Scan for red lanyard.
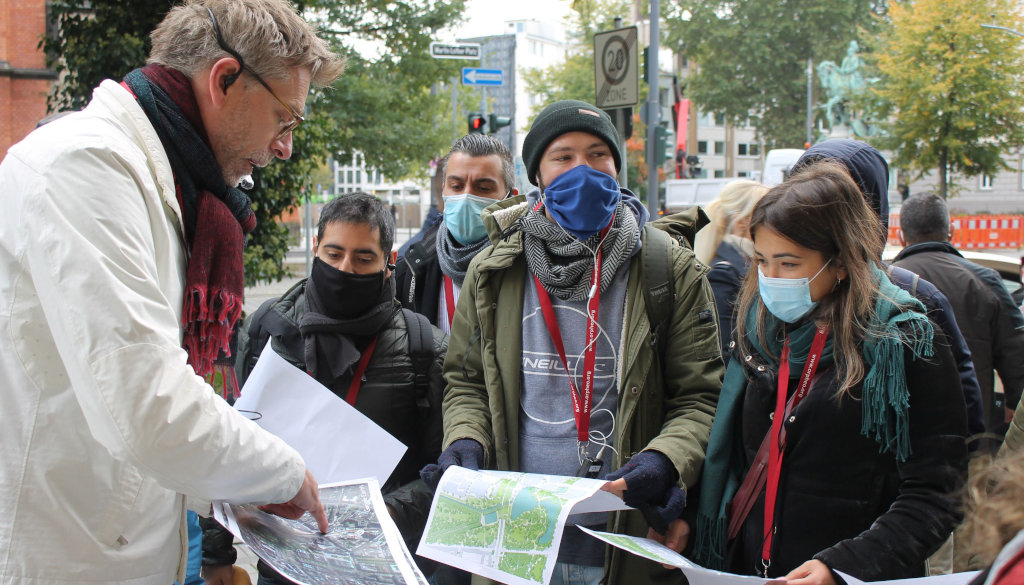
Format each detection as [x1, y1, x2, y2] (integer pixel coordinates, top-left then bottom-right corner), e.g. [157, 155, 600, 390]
[761, 326, 829, 571]
[344, 335, 379, 406]
[532, 245, 604, 444]
[443, 275, 457, 331]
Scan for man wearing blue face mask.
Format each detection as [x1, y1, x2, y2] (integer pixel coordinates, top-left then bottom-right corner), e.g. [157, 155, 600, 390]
[396, 134, 515, 332]
[421, 100, 723, 585]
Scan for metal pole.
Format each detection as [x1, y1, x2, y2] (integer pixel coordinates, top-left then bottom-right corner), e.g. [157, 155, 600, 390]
[615, 109, 629, 188]
[806, 58, 813, 147]
[645, 0, 660, 218]
[480, 44, 488, 123]
[452, 77, 458, 144]
[303, 194, 312, 277]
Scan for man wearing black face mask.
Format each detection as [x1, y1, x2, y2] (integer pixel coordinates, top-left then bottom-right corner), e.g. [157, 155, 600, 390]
[209, 193, 448, 585]
[421, 100, 723, 585]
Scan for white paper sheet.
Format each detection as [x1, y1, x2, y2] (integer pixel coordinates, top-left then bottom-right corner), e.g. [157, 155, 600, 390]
[232, 344, 407, 485]
[416, 467, 630, 585]
[579, 528, 981, 585]
[837, 570, 980, 585]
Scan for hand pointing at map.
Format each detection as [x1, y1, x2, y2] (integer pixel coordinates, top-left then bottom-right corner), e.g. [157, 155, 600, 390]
[259, 468, 329, 533]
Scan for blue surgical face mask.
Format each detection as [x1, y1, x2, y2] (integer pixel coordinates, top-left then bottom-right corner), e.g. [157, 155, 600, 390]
[443, 193, 494, 245]
[757, 259, 832, 323]
[541, 164, 621, 241]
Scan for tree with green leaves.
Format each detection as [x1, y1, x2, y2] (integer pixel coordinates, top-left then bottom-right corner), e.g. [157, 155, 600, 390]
[866, 0, 1024, 198]
[41, 0, 466, 285]
[662, 0, 884, 149]
[523, 0, 631, 119]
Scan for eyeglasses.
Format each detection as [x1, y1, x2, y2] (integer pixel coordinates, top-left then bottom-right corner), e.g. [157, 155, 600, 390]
[207, 7, 304, 141]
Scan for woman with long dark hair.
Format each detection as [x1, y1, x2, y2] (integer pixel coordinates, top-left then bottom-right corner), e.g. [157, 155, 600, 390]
[691, 161, 968, 583]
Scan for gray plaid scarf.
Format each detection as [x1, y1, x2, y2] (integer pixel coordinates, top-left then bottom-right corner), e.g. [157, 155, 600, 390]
[436, 222, 491, 287]
[521, 203, 639, 301]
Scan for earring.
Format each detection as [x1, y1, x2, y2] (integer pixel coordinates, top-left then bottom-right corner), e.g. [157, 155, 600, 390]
[832, 276, 842, 292]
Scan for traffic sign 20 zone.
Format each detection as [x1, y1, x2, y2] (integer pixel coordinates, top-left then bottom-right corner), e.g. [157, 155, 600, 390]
[601, 36, 629, 85]
[594, 27, 638, 109]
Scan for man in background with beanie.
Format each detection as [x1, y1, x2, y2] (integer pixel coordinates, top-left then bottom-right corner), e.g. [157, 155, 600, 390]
[396, 134, 515, 332]
[421, 99, 723, 585]
[791, 139, 985, 443]
[0, 1, 343, 583]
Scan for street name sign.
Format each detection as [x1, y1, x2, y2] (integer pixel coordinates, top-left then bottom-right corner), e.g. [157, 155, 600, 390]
[593, 26, 638, 108]
[462, 67, 504, 86]
[430, 42, 481, 60]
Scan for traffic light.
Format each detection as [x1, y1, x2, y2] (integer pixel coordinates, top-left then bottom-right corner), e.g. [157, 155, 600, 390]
[488, 113, 512, 134]
[468, 113, 486, 135]
[685, 154, 702, 178]
[654, 123, 670, 166]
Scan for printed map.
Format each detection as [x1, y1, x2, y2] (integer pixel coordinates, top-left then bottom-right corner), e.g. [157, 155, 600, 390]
[226, 480, 423, 585]
[417, 467, 627, 585]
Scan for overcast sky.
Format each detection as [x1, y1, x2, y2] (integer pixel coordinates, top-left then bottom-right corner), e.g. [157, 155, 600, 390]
[450, 0, 573, 40]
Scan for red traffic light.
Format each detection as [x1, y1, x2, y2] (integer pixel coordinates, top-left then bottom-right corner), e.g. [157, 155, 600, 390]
[468, 113, 486, 134]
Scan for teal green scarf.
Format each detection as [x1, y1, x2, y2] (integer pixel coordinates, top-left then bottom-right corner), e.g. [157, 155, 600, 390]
[691, 264, 933, 570]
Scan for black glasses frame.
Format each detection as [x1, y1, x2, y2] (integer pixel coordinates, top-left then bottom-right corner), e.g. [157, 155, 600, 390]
[207, 7, 303, 140]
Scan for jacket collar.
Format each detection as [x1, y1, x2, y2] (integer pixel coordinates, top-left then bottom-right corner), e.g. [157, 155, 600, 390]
[893, 240, 962, 261]
[482, 194, 530, 243]
[99, 80, 184, 239]
[715, 238, 751, 269]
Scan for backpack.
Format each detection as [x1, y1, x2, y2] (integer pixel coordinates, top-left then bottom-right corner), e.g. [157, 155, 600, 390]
[642, 206, 712, 349]
[245, 289, 433, 410]
[640, 224, 682, 350]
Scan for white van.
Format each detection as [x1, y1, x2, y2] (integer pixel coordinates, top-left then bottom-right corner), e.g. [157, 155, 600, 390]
[663, 177, 736, 211]
[761, 148, 805, 186]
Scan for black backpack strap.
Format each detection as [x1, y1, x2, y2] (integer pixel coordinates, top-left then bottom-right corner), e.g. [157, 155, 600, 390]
[402, 308, 434, 409]
[641, 225, 676, 348]
[244, 297, 279, 376]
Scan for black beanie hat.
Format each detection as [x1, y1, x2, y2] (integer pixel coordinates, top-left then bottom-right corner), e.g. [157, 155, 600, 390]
[522, 100, 622, 186]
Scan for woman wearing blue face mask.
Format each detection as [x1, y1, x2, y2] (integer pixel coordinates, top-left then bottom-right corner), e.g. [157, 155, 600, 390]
[691, 161, 968, 584]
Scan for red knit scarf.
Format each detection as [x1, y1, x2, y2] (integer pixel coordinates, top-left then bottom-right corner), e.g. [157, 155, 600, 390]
[122, 65, 255, 379]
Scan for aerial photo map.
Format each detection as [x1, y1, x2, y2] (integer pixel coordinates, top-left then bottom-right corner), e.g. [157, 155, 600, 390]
[230, 480, 423, 585]
[417, 467, 626, 585]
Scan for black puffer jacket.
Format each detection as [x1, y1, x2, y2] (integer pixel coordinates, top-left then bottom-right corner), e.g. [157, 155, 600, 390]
[731, 329, 968, 580]
[206, 279, 448, 578]
[395, 219, 444, 326]
[236, 279, 447, 530]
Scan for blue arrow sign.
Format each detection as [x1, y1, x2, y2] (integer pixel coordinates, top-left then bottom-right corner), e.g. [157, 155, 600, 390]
[462, 67, 503, 86]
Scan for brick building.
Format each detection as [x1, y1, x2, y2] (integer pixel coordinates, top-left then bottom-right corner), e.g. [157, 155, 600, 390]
[1, 0, 55, 159]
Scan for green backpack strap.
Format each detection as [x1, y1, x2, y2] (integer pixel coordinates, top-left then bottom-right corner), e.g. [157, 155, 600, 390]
[641, 224, 676, 348]
[402, 308, 434, 410]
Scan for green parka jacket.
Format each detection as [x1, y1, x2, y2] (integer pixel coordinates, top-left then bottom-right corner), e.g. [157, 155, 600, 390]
[440, 195, 724, 585]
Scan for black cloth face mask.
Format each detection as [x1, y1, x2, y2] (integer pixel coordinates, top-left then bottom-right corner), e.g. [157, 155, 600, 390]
[307, 256, 388, 320]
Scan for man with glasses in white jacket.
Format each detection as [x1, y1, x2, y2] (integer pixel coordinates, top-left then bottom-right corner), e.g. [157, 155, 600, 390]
[0, 1, 344, 583]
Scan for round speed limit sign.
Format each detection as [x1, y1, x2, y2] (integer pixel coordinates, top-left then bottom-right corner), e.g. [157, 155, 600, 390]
[602, 36, 629, 85]
[594, 27, 638, 108]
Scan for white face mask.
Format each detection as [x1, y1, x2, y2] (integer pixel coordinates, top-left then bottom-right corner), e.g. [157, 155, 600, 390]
[757, 259, 831, 323]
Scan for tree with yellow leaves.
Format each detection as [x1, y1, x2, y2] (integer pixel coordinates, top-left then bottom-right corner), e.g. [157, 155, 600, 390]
[868, 0, 1024, 198]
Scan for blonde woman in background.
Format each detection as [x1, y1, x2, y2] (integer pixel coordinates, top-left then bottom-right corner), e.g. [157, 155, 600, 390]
[694, 179, 769, 361]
